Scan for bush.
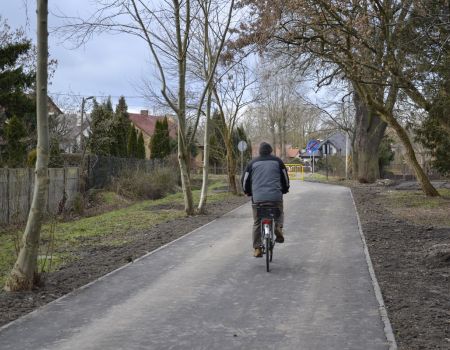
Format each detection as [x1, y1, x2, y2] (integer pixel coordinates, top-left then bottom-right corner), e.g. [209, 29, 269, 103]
[27, 149, 37, 167]
[111, 167, 179, 200]
[72, 193, 85, 215]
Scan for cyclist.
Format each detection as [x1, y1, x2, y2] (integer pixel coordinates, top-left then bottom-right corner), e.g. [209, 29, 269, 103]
[241, 142, 290, 257]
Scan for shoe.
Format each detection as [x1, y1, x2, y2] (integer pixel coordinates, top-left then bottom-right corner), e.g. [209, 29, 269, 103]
[275, 228, 285, 243]
[253, 248, 263, 257]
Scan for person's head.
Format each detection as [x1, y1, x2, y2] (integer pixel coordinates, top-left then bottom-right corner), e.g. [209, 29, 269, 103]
[259, 142, 273, 156]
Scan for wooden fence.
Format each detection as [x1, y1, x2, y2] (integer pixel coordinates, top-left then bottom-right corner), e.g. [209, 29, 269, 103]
[0, 167, 79, 225]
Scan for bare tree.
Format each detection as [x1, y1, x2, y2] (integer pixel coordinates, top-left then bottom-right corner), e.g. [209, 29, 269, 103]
[59, 0, 235, 214]
[212, 59, 256, 194]
[238, 0, 439, 196]
[5, 0, 50, 291]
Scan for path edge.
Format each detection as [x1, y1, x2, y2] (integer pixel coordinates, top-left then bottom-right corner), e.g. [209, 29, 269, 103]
[350, 189, 398, 350]
[0, 201, 249, 333]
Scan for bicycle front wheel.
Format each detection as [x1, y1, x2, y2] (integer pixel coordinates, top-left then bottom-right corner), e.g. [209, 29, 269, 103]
[265, 237, 270, 272]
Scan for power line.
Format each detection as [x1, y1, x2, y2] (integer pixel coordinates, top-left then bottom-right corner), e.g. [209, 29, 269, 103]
[49, 92, 145, 99]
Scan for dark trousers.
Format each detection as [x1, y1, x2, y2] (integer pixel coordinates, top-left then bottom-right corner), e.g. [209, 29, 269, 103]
[251, 201, 284, 249]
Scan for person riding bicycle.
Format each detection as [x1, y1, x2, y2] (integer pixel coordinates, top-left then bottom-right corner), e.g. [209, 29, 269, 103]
[241, 142, 290, 257]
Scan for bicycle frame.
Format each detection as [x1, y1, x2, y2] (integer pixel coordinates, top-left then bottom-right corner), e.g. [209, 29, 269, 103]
[256, 205, 280, 272]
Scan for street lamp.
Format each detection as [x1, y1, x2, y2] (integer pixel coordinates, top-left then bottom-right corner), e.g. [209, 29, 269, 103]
[80, 96, 94, 149]
[78, 96, 94, 193]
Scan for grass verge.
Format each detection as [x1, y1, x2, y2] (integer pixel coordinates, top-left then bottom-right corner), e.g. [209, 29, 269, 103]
[304, 173, 354, 186]
[382, 188, 450, 227]
[0, 176, 236, 286]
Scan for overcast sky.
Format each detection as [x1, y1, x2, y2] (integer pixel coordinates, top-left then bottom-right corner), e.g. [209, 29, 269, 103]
[2, 0, 153, 113]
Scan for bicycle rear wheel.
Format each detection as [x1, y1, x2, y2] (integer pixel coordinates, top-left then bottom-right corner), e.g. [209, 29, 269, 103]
[269, 241, 273, 262]
[265, 237, 270, 272]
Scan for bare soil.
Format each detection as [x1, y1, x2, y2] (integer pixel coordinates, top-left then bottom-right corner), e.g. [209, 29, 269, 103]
[352, 185, 450, 350]
[0, 195, 248, 327]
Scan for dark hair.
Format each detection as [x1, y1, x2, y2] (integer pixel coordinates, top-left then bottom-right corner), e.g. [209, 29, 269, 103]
[259, 142, 273, 156]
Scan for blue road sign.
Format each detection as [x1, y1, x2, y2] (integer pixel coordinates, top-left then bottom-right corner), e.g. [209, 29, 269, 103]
[306, 140, 320, 152]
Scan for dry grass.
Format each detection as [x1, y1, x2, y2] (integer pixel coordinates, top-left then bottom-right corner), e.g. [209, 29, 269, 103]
[382, 188, 450, 227]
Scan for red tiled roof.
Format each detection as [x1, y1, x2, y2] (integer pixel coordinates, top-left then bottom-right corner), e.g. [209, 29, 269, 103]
[287, 148, 299, 158]
[128, 113, 177, 138]
[251, 142, 298, 158]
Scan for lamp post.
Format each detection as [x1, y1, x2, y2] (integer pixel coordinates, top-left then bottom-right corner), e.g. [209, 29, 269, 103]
[80, 96, 94, 150]
[78, 96, 94, 193]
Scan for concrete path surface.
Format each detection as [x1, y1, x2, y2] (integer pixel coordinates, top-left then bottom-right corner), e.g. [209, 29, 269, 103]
[0, 182, 391, 350]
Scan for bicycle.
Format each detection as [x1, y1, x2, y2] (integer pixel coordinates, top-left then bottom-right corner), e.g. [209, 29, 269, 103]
[255, 205, 281, 272]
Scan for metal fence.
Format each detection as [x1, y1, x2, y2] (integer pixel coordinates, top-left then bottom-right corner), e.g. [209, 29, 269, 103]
[0, 167, 79, 225]
[85, 155, 166, 189]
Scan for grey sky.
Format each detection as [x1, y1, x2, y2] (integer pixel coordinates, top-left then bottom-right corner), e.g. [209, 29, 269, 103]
[2, 0, 153, 112]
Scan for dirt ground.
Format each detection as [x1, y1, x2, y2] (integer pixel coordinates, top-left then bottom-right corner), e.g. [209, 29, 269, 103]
[352, 185, 450, 350]
[0, 195, 248, 328]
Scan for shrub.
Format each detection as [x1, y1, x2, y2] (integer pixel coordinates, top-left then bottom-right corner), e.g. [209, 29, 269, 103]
[72, 193, 85, 215]
[27, 149, 37, 167]
[111, 167, 179, 200]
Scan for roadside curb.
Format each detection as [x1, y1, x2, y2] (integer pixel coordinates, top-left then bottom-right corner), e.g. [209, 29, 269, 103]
[0, 201, 249, 333]
[350, 189, 398, 350]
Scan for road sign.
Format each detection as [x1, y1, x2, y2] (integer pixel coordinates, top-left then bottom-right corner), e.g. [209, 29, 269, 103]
[238, 140, 247, 152]
[306, 140, 320, 152]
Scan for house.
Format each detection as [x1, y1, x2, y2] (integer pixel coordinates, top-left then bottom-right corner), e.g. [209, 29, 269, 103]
[286, 146, 300, 159]
[128, 110, 177, 159]
[250, 141, 299, 160]
[299, 131, 351, 160]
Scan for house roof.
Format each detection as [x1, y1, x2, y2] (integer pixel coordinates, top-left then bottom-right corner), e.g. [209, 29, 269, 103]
[129, 113, 177, 138]
[250, 141, 299, 158]
[287, 147, 299, 158]
[317, 132, 347, 153]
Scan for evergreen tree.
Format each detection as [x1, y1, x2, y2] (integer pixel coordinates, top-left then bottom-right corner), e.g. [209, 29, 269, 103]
[127, 125, 138, 158]
[114, 96, 129, 157]
[150, 119, 163, 159]
[234, 125, 252, 163]
[161, 117, 171, 156]
[0, 19, 36, 164]
[416, 54, 450, 175]
[150, 119, 162, 159]
[137, 132, 146, 159]
[150, 117, 171, 159]
[378, 135, 395, 176]
[209, 110, 227, 167]
[89, 98, 114, 156]
[48, 137, 64, 167]
[4, 115, 27, 167]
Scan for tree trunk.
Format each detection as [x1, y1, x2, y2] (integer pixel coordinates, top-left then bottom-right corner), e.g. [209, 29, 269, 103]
[270, 122, 276, 156]
[225, 134, 238, 194]
[353, 91, 387, 183]
[280, 116, 287, 159]
[198, 91, 212, 214]
[177, 89, 194, 215]
[5, 0, 49, 291]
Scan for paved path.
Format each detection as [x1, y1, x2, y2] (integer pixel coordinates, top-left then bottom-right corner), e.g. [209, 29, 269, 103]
[0, 182, 390, 350]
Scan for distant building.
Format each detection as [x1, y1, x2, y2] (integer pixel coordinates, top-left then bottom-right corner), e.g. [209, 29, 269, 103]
[299, 132, 351, 160]
[128, 110, 177, 159]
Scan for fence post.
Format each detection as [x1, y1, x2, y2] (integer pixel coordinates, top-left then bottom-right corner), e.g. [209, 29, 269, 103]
[0, 169, 10, 225]
[7, 169, 10, 225]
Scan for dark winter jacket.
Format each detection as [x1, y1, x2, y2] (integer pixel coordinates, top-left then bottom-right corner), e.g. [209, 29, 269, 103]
[241, 150, 290, 203]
